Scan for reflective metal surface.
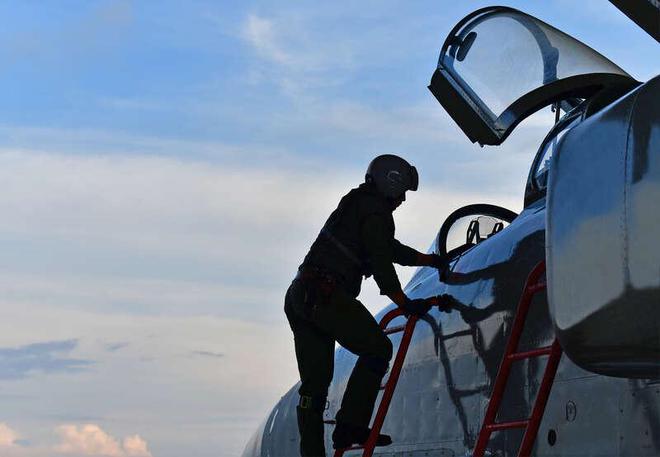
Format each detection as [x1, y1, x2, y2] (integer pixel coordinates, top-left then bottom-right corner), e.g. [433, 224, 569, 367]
[546, 75, 660, 378]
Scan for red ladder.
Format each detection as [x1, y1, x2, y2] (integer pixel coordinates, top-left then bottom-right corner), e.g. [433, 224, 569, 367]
[331, 307, 418, 457]
[473, 261, 563, 457]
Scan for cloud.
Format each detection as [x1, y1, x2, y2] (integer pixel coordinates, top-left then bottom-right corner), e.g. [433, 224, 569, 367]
[55, 424, 151, 457]
[0, 147, 357, 319]
[191, 350, 224, 359]
[242, 15, 292, 65]
[121, 435, 151, 457]
[0, 339, 92, 380]
[55, 424, 121, 456]
[0, 423, 151, 457]
[240, 12, 356, 95]
[0, 302, 302, 413]
[104, 342, 129, 353]
[0, 423, 20, 447]
[0, 145, 524, 323]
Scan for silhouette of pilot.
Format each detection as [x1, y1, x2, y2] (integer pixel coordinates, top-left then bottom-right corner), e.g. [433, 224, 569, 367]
[284, 154, 451, 456]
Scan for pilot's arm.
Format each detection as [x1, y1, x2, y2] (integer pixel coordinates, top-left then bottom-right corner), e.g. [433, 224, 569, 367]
[361, 212, 403, 298]
[392, 239, 447, 269]
[361, 212, 447, 314]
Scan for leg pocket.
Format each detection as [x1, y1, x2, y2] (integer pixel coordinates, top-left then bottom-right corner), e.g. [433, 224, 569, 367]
[286, 280, 312, 318]
[292, 278, 335, 321]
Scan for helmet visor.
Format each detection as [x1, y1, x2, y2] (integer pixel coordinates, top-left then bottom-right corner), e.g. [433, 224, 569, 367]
[409, 166, 419, 191]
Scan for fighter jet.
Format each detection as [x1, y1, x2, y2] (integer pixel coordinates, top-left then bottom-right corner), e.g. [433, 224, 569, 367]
[243, 3, 659, 456]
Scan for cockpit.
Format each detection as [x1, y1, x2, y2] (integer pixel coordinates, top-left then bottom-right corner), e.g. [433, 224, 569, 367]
[429, 6, 638, 146]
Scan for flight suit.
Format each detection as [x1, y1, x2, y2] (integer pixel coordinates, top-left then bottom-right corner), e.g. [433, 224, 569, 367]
[284, 183, 423, 456]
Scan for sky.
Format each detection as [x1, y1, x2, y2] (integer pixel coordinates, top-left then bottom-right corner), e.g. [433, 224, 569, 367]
[0, 1, 657, 456]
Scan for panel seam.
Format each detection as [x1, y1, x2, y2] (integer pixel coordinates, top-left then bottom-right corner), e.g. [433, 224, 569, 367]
[621, 88, 643, 288]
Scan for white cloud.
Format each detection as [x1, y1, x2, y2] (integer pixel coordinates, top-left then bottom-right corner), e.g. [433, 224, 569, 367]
[243, 15, 292, 65]
[0, 422, 20, 446]
[296, 99, 465, 146]
[122, 435, 151, 457]
[55, 424, 151, 457]
[55, 424, 121, 456]
[0, 423, 152, 457]
[0, 148, 327, 239]
[240, 12, 357, 95]
[0, 147, 520, 320]
[0, 148, 349, 319]
[0, 272, 281, 320]
[0, 301, 300, 457]
[0, 147, 332, 263]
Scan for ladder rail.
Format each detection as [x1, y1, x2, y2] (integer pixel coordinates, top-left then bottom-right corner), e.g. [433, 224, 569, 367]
[474, 262, 545, 451]
[333, 308, 418, 457]
[363, 311, 418, 457]
[473, 261, 562, 457]
[518, 338, 562, 455]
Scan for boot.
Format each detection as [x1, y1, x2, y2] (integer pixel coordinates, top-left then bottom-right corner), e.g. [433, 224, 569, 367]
[332, 422, 392, 449]
[297, 405, 326, 456]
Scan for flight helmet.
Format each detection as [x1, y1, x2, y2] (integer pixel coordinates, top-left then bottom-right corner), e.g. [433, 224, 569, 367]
[365, 154, 418, 199]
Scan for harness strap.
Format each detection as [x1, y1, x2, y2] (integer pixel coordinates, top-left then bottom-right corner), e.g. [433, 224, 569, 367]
[320, 227, 363, 268]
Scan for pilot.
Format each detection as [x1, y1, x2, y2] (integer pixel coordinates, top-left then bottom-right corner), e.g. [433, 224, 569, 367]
[284, 154, 451, 456]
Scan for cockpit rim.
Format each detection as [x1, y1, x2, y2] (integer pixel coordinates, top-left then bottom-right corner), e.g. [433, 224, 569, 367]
[435, 203, 519, 258]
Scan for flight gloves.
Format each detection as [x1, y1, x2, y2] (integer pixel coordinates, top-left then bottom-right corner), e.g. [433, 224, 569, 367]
[402, 294, 456, 316]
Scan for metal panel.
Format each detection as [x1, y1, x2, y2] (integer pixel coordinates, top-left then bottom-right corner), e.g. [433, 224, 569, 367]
[546, 75, 660, 378]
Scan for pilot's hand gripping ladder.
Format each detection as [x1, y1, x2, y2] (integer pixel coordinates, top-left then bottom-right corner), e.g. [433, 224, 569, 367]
[331, 307, 418, 457]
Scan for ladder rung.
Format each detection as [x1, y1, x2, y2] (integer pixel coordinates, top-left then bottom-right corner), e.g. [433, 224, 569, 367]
[507, 346, 553, 361]
[486, 419, 529, 431]
[384, 325, 405, 335]
[341, 445, 364, 451]
[324, 420, 336, 425]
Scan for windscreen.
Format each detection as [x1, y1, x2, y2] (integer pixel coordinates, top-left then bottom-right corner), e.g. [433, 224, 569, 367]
[445, 215, 510, 253]
[443, 10, 630, 122]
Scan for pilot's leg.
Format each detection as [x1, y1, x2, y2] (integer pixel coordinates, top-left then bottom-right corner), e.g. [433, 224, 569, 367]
[312, 287, 393, 441]
[285, 280, 334, 457]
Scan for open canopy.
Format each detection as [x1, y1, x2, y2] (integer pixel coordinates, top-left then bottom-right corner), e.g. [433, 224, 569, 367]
[429, 6, 638, 145]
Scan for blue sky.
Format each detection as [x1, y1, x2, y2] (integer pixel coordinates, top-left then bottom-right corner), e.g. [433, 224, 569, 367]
[0, 1, 657, 456]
